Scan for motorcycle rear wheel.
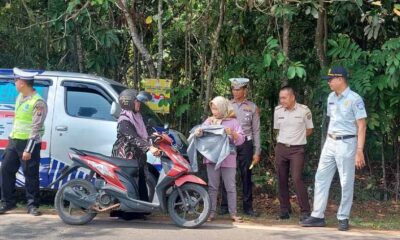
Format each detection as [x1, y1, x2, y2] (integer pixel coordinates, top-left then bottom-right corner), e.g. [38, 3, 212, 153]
[167, 183, 210, 228]
[54, 179, 97, 225]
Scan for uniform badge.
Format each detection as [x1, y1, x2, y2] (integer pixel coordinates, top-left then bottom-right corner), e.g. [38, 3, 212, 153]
[344, 100, 351, 107]
[36, 106, 44, 116]
[244, 106, 252, 112]
[306, 112, 312, 120]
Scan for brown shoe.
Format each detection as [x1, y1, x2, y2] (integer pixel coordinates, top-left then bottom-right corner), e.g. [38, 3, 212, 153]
[231, 215, 243, 223]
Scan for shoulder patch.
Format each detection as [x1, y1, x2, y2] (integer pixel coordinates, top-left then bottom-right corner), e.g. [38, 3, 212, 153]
[356, 101, 365, 110]
[306, 112, 312, 120]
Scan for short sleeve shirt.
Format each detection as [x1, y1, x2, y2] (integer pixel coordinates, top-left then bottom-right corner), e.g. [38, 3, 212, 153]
[327, 87, 367, 135]
[274, 103, 313, 145]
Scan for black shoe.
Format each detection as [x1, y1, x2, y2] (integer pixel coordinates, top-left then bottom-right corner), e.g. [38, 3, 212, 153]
[244, 209, 260, 217]
[299, 212, 311, 222]
[218, 207, 229, 215]
[338, 219, 349, 231]
[28, 207, 42, 216]
[300, 216, 326, 227]
[276, 211, 290, 220]
[0, 204, 16, 214]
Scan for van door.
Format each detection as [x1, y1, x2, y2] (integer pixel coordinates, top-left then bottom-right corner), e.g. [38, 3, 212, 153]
[49, 79, 117, 188]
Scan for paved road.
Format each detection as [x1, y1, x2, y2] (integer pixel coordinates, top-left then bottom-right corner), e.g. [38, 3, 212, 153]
[1, 214, 399, 240]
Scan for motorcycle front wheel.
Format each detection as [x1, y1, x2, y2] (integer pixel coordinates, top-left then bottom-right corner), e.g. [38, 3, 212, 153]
[54, 179, 97, 225]
[167, 183, 210, 228]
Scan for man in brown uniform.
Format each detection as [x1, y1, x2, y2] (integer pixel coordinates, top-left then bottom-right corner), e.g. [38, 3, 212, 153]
[274, 86, 313, 221]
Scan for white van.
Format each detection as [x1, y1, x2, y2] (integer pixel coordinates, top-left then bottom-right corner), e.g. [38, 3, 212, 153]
[0, 69, 187, 190]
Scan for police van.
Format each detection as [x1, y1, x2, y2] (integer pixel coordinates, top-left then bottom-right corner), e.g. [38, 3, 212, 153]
[0, 69, 187, 190]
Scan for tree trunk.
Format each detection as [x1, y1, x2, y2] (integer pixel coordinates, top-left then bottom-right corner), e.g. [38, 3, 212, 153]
[157, 0, 163, 79]
[282, 16, 290, 87]
[203, 0, 225, 116]
[315, 0, 328, 68]
[382, 135, 388, 201]
[75, 32, 84, 73]
[133, 44, 140, 88]
[199, 16, 208, 119]
[395, 133, 400, 202]
[116, 0, 157, 78]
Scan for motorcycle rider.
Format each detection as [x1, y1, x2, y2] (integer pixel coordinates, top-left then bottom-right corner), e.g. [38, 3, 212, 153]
[110, 89, 160, 219]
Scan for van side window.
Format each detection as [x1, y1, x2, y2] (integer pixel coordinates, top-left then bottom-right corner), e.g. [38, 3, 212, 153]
[65, 86, 114, 121]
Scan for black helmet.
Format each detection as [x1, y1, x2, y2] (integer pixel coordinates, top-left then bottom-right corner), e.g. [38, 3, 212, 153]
[119, 89, 152, 110]
[119, 89, 138, 110]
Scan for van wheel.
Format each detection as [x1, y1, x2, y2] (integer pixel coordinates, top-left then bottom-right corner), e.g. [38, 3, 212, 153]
[54, 179, 97, 225]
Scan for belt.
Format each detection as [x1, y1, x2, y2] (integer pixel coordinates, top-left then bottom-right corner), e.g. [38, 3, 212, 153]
[278, 142, 305, 148]
[328, 134, 356, 140]
[245, 136, 252, 141]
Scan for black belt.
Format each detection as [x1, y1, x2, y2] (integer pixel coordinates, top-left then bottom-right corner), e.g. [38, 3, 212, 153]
[278, 143, 305, 148]
[328, 134, 356, 140]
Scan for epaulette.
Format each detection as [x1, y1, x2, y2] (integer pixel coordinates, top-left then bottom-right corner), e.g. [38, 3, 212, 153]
[298, 104, 309, 110]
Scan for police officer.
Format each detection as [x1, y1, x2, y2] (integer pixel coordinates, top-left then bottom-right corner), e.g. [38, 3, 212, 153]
[220, 78, 260, 217]
[274, 86, 313, 221]
[0, 68, 47, 216]
[301, 66, 367, 231]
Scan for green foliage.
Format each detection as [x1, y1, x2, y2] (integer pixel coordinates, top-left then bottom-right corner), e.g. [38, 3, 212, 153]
[1, 0, 400, 201]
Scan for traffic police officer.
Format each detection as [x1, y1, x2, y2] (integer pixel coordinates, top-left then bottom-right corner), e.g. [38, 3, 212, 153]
[221, 78, 261, 217]
[301, 66, 367, 231]
[0, 68, 48, 216]
[274, 86, 313, 221]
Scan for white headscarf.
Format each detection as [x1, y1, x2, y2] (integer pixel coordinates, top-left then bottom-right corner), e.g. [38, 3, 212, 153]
[208, 96, 235, 125]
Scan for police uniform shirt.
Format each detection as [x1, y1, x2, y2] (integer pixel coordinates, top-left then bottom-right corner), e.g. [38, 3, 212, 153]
[274, 103, 313, 145]
[231, 99, 261, 155]
[17, 93, 48, 141]
[327, 87, 367, 135]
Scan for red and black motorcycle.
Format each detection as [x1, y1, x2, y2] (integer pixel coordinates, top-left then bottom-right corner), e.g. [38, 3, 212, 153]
[50, 133, 210, 228]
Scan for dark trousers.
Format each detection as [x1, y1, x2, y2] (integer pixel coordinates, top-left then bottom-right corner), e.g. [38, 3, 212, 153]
[275, 143, 310, 214]
[1, 139, 41, 209]
[221, 140, 254, 212]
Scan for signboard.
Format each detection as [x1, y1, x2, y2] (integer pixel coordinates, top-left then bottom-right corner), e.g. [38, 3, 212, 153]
[143, 79, 172, 114]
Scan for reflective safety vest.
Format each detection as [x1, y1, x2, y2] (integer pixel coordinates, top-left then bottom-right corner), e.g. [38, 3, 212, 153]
[10, 93, 45, 140]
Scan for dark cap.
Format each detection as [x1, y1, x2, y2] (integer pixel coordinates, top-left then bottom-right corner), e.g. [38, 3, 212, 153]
[322, 66, 348, 80]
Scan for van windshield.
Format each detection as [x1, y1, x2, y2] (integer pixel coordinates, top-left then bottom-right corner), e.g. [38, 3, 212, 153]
[110, 83, 164, 127]
[111, 84, 126, 95]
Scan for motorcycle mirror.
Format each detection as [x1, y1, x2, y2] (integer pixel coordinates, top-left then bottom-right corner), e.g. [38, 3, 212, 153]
[137, 91, 152, 103]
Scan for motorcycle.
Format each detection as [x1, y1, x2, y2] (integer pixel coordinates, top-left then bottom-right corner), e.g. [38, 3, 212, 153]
[50, 133, 210, 228]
